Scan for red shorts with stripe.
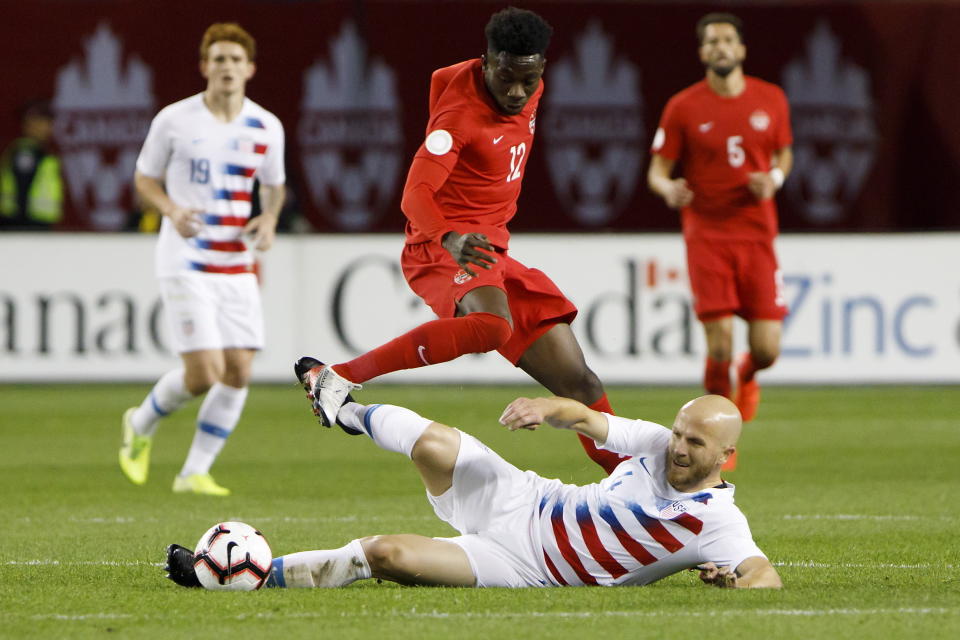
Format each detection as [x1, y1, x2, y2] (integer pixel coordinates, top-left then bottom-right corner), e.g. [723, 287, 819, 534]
[685, 238, 788, 322]
[400, 241, 578, 364]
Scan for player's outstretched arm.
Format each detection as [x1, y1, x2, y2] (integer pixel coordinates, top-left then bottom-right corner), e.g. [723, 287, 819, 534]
[697, 557, 782, 589]
[499, 396, 609, 442]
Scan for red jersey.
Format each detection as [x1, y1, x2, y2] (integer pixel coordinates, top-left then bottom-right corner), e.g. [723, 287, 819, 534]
[402, 59, 542, 248]
[652, 77, 792, 241]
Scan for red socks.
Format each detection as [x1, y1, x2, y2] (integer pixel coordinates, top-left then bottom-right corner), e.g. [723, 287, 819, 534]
[704, 357, 732, 397]
[577, 394, 627, 475]
[334, 312, 512, 383]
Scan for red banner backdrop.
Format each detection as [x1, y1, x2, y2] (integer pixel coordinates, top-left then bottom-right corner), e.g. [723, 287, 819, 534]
[0, 1, 957, 232]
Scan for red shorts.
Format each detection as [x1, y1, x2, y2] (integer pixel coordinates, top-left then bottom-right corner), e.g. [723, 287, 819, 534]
[401, 242, 578, 364]
[685, 238, 788, 322]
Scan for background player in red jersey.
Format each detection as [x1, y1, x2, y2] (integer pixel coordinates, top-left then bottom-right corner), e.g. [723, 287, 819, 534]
[297, 7, 623, 473]
[647, 12, 792, 434]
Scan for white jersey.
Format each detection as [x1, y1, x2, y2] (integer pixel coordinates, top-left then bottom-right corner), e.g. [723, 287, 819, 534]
[136, 94, 285, 277]
[535, 416, 764, 586]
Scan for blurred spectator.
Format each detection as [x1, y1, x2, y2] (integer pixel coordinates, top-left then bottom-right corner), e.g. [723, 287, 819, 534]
[0, 100, 64, 230]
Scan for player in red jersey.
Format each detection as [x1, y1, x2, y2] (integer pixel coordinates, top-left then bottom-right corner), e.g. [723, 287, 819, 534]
[297, 7, 623, 473]
[647, 13, 793, 432]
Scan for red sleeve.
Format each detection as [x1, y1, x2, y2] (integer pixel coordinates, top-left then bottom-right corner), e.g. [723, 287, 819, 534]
[400, 154, 456, 243]
[401, 106, 470, 243]
[773, 87, 793, 149]
[651, 96, 685, 161]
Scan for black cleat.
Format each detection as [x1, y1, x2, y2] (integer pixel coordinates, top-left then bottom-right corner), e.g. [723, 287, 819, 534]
[293, 357, 361, 434]
[293, 356, 323, 391]
[164, 543, 201, 588]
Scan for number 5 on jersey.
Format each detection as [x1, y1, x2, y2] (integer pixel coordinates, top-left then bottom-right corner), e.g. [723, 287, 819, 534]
[507, 143, 526, 182]
[726, 136, 745, 168]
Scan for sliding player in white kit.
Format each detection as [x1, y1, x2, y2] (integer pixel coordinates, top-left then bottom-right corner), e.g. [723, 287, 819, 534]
[166, 393, 781, 588]
[119, 23, 285, 496]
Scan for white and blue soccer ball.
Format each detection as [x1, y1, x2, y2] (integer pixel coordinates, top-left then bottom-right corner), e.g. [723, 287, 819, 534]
[193, 521, 272, 591]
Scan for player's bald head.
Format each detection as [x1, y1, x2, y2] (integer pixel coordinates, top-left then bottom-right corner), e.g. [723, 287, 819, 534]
[676, 395, 742, 448]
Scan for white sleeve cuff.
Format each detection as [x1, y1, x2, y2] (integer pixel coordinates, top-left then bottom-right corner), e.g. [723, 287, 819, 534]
[600, 414, 638, 454]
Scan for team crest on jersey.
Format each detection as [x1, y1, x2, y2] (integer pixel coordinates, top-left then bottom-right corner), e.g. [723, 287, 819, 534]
[782, 21, 877, 223]
[529, 109, 537, 134]
[453, 270, 473, 285]
[658, 500, 688, 519]
[542, 22, 645, 226]
[52, 22, 155, 230]
[299, 22, 403, 231]
[182, 319, 194, 337]
[749, 109, 770, 131]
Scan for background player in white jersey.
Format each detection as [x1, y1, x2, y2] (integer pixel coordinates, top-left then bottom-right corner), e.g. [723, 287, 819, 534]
[165, 393, 781, 588]
[119, 23, 285, 496]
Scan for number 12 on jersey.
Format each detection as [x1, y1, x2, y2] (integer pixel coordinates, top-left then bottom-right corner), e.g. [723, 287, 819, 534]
[507, 143, 526, 182]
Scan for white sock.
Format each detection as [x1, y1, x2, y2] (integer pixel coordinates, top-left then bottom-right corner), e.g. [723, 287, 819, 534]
[131, 369, 192, 437]
[179, 383, 248, 477]
[269, 540, 372, 588]
[338, 403, 431, 458]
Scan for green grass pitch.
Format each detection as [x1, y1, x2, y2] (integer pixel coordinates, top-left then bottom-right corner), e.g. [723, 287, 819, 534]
[1, 383, 958, 638]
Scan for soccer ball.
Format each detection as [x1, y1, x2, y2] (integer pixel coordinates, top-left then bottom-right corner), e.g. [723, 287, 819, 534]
[193, 521, 272, 591]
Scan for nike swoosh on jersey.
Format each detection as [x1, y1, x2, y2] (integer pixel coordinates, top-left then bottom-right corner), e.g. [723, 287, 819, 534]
[637, 457, 653, 476]
[698, 122, 713, 132]
[493, 135, 504, 144]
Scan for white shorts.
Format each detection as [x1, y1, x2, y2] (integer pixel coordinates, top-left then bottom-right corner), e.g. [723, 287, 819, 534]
[428, 430, 561, 588]
[159, 272, 264, 353]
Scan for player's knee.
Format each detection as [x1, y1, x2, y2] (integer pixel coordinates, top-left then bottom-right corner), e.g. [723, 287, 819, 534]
[468, 312, 513, 352]
[221, 366, 252, 388]
[184, 380, 212, 396]
[751, 347, 779, 370]
[411, 424, 460, 469]
[183, 369, 219, 396]
[363, 536, 413, 577]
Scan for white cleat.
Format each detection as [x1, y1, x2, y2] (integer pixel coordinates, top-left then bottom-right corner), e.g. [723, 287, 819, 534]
[294, 357, 362, 429]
